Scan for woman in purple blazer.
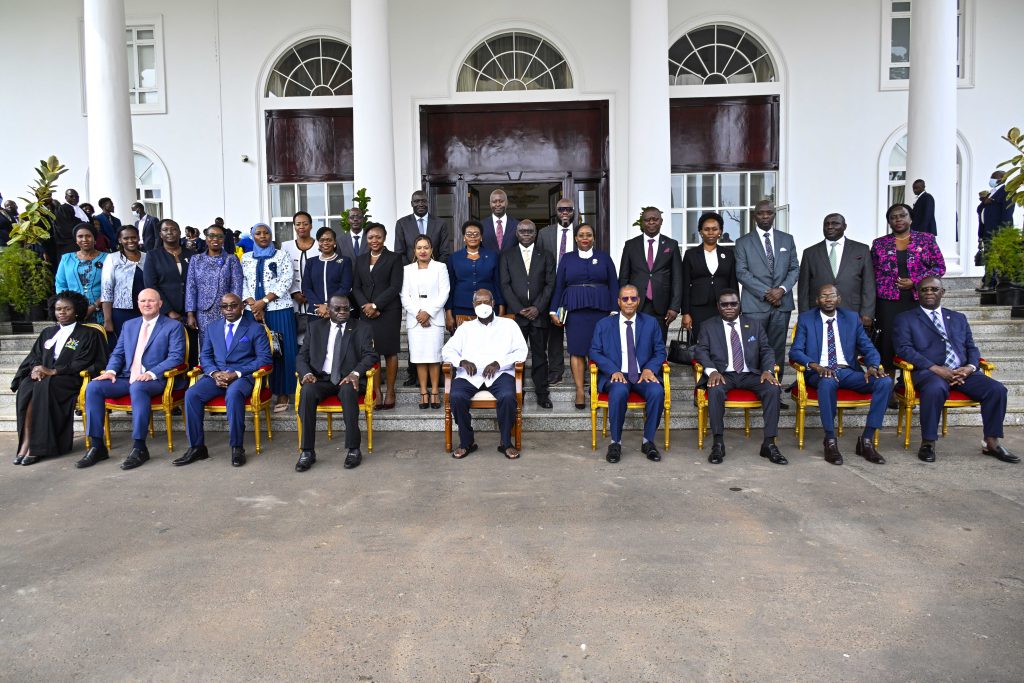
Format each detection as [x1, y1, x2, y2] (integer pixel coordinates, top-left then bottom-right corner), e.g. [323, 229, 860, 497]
[870, 203, 946, 369]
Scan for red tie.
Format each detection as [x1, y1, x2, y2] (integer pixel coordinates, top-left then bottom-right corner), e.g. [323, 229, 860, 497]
[646, 238, 655, 300]
[495, 219, 503, 249]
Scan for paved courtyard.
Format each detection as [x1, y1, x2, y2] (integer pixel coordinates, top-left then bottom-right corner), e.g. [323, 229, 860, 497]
[2, 427, 1023, 682]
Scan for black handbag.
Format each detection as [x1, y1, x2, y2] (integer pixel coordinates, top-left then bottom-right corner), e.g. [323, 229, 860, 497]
[668, 325, 696, 365]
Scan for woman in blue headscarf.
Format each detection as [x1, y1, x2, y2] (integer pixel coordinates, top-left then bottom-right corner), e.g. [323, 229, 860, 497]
[242, 222, 298, 412]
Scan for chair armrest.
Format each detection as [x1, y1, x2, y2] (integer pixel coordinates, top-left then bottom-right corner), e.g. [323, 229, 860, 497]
[164, 363, 188, 379]
[691, 359, 704, 382]
[661, 361, 671, 391]
[253, 365, 273, 379]
[979, 358, 995, 374]
[186, 367, 203, 386]
[589, 361, 598, 401]
[442, 362, 453, 397]
[893, 356, 914, 372]
[514, 361, 524, 396]
[789, 361, 807, 399]
[773, 364, 780, 380]
[789, 360, 805, 372]
[364, 363, 379, 405]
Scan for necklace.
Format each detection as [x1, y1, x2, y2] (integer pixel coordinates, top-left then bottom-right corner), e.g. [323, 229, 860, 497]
[466, 249, 479, 255]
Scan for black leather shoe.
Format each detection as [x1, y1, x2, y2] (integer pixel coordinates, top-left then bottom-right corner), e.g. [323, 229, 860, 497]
[708, 442, 725, 464]
[13, 455, 24, 465]
[344, 449, 362, 469]
[642, 442, 661, 462]
[918, 442, 936, 463]
[760, 442, 788, 465]
[75, 446, 109, 469]
[982, 445, 1019, 464]
[606, 443, 621, 463]
[537, 395, 552, 409]
[296, 450, 316, 472]
[855, 438, 886, 464]
[120, 448, 150, 470]
[231, 447, 246, 467]
[402, 375, 419, 387]
[20, 455, 39, 466]
[172, 446, 208, 466]
[823, 438, 843, 465]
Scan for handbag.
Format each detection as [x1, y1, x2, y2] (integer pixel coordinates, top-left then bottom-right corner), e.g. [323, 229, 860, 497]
[668, 324, 696, 365]
[264, 324, 284, 358]
[974, 244, 986, 267]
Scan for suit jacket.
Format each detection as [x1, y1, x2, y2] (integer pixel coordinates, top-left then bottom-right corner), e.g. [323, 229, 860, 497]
[200, 313, 272, 377]
[12, 323, 108, 391]
[481, 216, 519, 254]
[980, 185, 1016, 240]
[892, 306, 980, 373]
[400, 260, 450, 328]
[296, 316, 378, 385]
[105, 315, 186, 380]
[789, 307, 880, 369]
[589, 312, 666, 391]
[870, 232, 945, 301]
[137, 214, 160, 252]
[394, 214, 450, 264]
[143, 246, 195, 315]
[797, 239, 876, 319]
[55, 203, 84, 254]
[693, 315, 774, 384]
[681, 245, 738, 312]
[352, 249, 403, 313]
[499, 245, 555, 328]
[734, 228, 800, 313]
[537, 222, 575, 265]
[618, 233, 683, 314]
[910, 192, 937, 235]
[337, 230, 370, 263]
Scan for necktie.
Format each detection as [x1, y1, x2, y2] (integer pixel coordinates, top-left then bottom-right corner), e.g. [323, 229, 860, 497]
[523, 247, 531, 274]
[829, 242, 838, 276]
[931, 311, 959, 369]
[417, 218, 425, 235]
[495, 219, 503, 249]
[728, 322, 743, 372]
[559, 227, 568, 262]
[130, 321, 151, 383]
[225, 322, 234, 350]
[826, 318, 838, 370]
[763, 231, 775, 274]
[646, 238, 655, 300]
[625, 320, 639, 383]
[353, 235, 360, 254]
[330, 323, 346, 384]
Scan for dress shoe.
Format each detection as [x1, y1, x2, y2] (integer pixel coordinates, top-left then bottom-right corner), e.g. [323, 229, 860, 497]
[760, 442, 788, 465]
[231, 447, 246, 467]
[641, 442, 661, 462]
[779, 401, 790, 410]
[548, 375, 563, 385]
[75, 446, 110, 469]
[855, 438, 886, 464]
[13, 455, 24, 465]
[536, 395, 552, 409]
[606, 443, 621, 463]
[344, 449, 362, 469]
[172, 446, 209, 466]
[975, 286, 995, 293]
[120, 448, 150, 470]
[403, 375, 419, 387]
[708, 442, 725, 464]
[295, 450, 316, 472]
[917, 442, 936, 463]
[20, 455, 39, 466]
[982, 445, 1020, 464]
[823, 438, 843, 465]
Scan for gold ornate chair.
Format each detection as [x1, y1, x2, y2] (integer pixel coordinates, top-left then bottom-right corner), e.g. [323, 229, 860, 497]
[293, 365, 378, 453]
[691, 360, 778, 449]
[789, 360, 881, 450]
[589, 361, 671, 451]
[893, 356, 995, 448]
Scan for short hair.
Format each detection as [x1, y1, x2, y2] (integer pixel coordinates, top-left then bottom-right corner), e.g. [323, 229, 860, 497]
[315, 226, 336, 241]
[717, 288, 740, 302]
[411, 190, 427, 200]
[160, 218, 180, 231]
[517, 218, 536, 230]
[114, 225, 139, 254]
[885, 203, 913, 220]
[73, 222, 97, 239]
[697, 211, 724, 231]
[204, 224, 225, 237]
[917, 276, 944, 290]
[365, 222, 387, 237]
[131, 201, 144, 211]
[98, 197, 113, 208]
[619, 284, 639, 297]
[576, 222, 595, 236]
[489, 189, 507, 200]
[462, 219, 483, 234]
[816, 283, 839, 296]
[754, 199, 774, 210]
[413, 234, 434, 250]
[49, 290, 89, 322]
[823, 212, 846, 225]
[293, 211, 312, 224]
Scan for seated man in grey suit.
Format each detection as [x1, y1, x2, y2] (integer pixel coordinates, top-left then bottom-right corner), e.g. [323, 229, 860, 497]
[695, 289, 784, 465]
[798, 213, 875, 329]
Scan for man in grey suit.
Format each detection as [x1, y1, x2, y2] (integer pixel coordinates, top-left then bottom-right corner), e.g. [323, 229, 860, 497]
[798, 213, 876, 328]
[735, 199, 800, 388]
[500, 220, 556, 408]
[537, 197, 576, 384]
[337, 206, 369, 263]
[394, 190, 450, 265]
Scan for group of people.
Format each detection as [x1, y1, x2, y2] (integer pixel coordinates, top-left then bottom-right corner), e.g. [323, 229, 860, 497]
[8, 184, 1020, 470]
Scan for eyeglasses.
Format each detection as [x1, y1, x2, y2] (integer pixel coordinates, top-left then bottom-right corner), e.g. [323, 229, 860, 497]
[718, 301, 740, 308]
[817, 294, 839, 300]
[556, 207, 574, 213]
[207, 234, 225, 240]
[219, 302, 241, 309]
[919, 287, 942, 293]
[620, 296, 639, 302]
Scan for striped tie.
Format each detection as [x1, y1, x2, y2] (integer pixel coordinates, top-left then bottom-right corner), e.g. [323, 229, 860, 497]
[763, 231, 775, 274]
[729, 322, 743, 372]
[931, 311, 960, 369]
[826, 318, 838, 370]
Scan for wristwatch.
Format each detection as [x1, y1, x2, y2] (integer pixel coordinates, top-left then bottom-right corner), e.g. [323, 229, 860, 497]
[261, 297, 270, 305]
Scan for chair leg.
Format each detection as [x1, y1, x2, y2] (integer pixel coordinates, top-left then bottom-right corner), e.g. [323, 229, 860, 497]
[327, 413, 333, 440]
[664, 407, 670, 451]
[904, 405, 912, 449]
[873, 427, 879, 448]
[744, 409, 750, 437]
[896, 403, 903, 435]
[941, 407, 948, 437]
[296, 413, 302, 451]
[601, 408, 607, 437]
[149, 413, 154, 438]
[591, 406, 597, 450]
[797, 407, 805, 449]
[837, 407, 844, 437]
[697, 404, 704, 449]
[104, 410, 111, 449]
[444, 410, 452, 453]
[366, 410, 373, 453]
[165, 407, 174, 452]
[265, 406, 273, 440]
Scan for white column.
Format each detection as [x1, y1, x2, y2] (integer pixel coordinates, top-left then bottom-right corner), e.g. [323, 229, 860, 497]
[906, 0, 959, 272]
[351, 0, 397, 241]
[83, 0, 136, 215]
[627, 0, 672, 235]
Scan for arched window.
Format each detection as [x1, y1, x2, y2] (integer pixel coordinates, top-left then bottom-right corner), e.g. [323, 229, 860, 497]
[134, 149, 169, 219]
[668, 24, 776, 85]
[457, 31, 572, 92]
[265, 37, 352, 97]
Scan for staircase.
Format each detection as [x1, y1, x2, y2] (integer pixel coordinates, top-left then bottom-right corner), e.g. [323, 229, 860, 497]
[2, 277, 1022, 438]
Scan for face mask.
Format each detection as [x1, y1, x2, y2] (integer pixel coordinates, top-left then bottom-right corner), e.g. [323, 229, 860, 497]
[474, 304, 493, 319]
[989, 178, 999, 188]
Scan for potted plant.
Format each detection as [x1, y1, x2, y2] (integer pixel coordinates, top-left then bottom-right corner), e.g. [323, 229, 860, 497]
[984, 225, 1024, 306]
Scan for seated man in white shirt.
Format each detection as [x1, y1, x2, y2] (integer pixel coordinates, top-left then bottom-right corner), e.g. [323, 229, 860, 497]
[441, 288, 528, 459]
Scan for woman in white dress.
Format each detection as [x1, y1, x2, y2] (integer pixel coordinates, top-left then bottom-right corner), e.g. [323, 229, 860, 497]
[400, 234, 450, 409]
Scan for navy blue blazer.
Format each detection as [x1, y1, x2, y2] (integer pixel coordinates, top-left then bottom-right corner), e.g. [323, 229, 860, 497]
[301, 255, 353, 311]
[200, 313, 273, 376]
[979, 185, 1016, 240]
[789, 307, 881, 369]
[911, 191, 937, 235]
[106, 315, 186, 380]
[589, 312, 666, 391]
[481, 216, 519, 254]
[892, 306, 980, 372]
[445, 248, 504, 314]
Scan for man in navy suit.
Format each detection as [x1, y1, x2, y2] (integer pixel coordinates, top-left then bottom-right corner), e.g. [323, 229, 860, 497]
[893, 277, 1018, 464]
[480, 189, 518, 254]
[694, 289, 784, 465]
[910, 179, 937, 235]
[618, 206, 683, 341]
[132, 201, 160, 252]
[589, 285, 667, 464]
[790, 284, 892, 466]
[977, 171, 1017, 292]
[177, 293, 273, 467]
[79, 288, 187, 470]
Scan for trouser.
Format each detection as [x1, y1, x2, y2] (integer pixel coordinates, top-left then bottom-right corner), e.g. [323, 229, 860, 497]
[706, 371, 780, 438]
[449, 374, 517, 449]
[547, 324, 565, 381]
[516, 319, 550, 397]
[914, 370, 1006, 441]
[640, 299, 670, 343]
[85, 376, 167, 441]
[745, 309, 791, 383]
[298, 376, 362, 450]
[185, 375, 255, 448]
[602, 378, 664, 443]
[806, 368, 893, 433]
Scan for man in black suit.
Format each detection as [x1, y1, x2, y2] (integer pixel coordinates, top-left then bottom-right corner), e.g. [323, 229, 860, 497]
[394, 190, 450, 264]
[618, 206, 683, 341]
[481, 189, 518, 254]
[295, 294, 378, 472]
[55, 188, 90, 254]
[537, 197, 576, 384]
[797, 213, 876, 328]
[132, 201, 161, 252]
[695, 289, 785, 465]
[500, 219, 556, 409]
[977, 171, 1017, 292]
[910, 179, 937, 235]
[337, 206, 370, 263]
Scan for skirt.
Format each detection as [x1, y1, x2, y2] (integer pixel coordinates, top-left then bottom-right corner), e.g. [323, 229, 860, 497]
[565, 308, 608, 357]
[407, 321, 445, 363]
[264, 307, 298, 396]
[368, 304, 403, 356]
[875, 289, 917, 370]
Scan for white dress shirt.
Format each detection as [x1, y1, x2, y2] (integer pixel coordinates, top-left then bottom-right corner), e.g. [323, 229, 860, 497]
[416, 213, 430, 234]
[826, 236, 845, 273]
[44, 322, 77, 360]
[707, 316, 748, 375]
[71, 204, 89, 223]
[132, 317, 159, 380]
[618, 313, 639, 373]
[703, 247, 719, 275]
[441, 316, 528, 388]
[321, 322, 346, 374]
[757, 227, 787, 292]
[819, 312, 850, 367]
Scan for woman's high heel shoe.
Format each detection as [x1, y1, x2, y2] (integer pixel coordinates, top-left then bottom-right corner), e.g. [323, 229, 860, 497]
[430, 392, 441, 409]
[419, 393, 429, 410]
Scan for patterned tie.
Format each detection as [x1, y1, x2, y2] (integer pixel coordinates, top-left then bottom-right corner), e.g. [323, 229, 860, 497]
[417, 218, 425, 235]
[225, 322, 235, 350]
[353, 235, 360, 254]
[625, 320, 639, 383]
[559, 227, 568, 262]
[931, 311, 960, 369]
[646, 238, 655, 300]
[728, 322, 743, 372]
[495, 219, 503, 249]
[829, 242, 838, 276]
[826, 318, 838, 370]
[129, 321, 151, 383]
[763, 231, 775, 274]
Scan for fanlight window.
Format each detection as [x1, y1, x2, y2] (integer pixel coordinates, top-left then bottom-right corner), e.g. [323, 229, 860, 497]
[265, 38, 352, 97]
[457, 31, 572, 92]
[668, 25, 776, 85]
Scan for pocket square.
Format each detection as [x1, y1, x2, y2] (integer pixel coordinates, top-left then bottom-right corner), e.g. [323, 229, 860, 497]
[747, 336, 757, 342]
[779, 247, 788, 252]
[239, 336, 249, 342]
[663, 247, 671, 254]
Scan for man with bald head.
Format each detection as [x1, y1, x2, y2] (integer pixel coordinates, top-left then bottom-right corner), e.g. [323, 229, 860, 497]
[80, 288, 187, 470]
[481, 189, 519, 254]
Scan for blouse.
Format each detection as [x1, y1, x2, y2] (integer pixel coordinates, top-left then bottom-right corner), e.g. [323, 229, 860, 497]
[241, 250, 294, 312]
[100, 251, 147, 309]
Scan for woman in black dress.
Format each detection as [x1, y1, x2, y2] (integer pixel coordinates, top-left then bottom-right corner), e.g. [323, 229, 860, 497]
[681, 211, 738, 343]
[352, 223, 403, 409]
[12, 291, 108, 465]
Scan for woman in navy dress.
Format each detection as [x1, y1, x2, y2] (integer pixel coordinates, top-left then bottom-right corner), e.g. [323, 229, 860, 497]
[444, 220, 504, 331]
[549, 224, 618, 408]
[301, 226, 353, 321]
[185, 224, 243, 348]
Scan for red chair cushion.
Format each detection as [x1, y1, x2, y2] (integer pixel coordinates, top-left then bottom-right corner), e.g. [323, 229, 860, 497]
[205, 388, 272, 408]
[791, 386, 874, 402]
[723, 389, 759, 402]
[106, 388, 185, 407]
[947, 390, 974, 402]
[317, 395, 366, 408]
[597, 391, 646, 404]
